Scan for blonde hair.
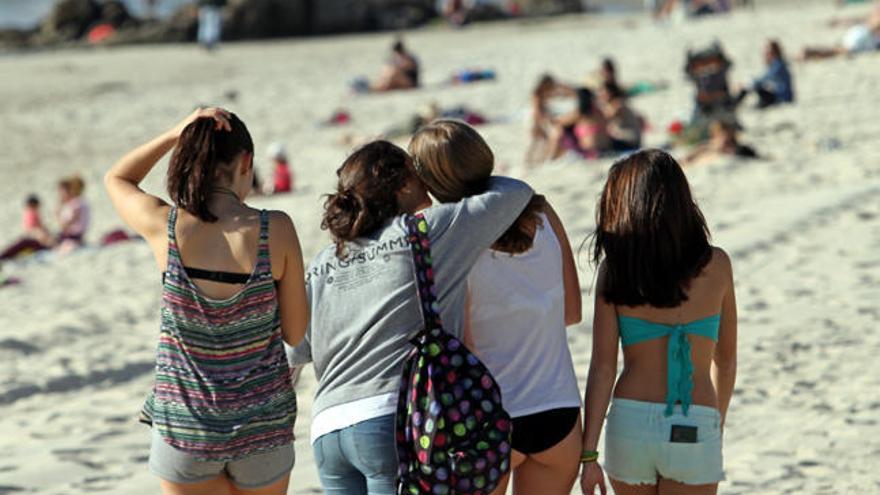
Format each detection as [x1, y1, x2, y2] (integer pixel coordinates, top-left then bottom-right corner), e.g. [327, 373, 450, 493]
[409, 119, 545, 254]
[408, 119, 494, 203]
[60, 175, 86, 197]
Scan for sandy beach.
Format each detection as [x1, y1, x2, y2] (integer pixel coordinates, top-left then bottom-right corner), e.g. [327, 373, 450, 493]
[1, 1, 879, 493]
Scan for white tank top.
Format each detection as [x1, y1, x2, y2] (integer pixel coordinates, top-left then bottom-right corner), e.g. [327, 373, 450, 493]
[467, 214, 581, 418]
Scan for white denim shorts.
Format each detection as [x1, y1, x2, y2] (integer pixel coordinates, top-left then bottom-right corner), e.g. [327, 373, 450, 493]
[604, 398, 725, 486]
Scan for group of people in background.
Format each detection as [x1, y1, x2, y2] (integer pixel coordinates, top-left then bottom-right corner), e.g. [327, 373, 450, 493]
[1, 142, 295, 265]
[102, 107, 737, 495]
[1, 175, 90, 261]
[526, 59, 646, 166]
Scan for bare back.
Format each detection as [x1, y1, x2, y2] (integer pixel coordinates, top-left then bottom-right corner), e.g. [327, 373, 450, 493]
[148, 206, 287, 301]
[613, 247, 735, 409]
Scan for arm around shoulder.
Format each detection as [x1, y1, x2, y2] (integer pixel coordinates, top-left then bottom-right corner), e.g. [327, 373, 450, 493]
[271, 211, 309, 346]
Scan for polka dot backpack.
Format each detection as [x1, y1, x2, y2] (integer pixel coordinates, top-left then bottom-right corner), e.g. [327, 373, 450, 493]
[396, 214, 512, 495]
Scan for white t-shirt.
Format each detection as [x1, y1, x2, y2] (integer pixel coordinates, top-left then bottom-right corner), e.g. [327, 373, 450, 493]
[467, 215, 581, 418]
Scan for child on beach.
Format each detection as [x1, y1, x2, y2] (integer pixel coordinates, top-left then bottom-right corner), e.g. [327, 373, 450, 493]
[287, 139, 533, 494]
[56, 175, 91, 253]
[0, 195, 52, 261]
[104, 107, 308, 495]
[410, 119, 584, 495]
[267, 143, 294, 194]
[580, 149, 737, 495]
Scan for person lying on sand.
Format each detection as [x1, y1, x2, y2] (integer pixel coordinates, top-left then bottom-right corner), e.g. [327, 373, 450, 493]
[801, 5, 880, 60]
[684, 119, 758, 166]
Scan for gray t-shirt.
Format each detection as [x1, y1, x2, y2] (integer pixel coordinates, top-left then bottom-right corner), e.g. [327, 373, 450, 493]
[288, 177, 533, 417]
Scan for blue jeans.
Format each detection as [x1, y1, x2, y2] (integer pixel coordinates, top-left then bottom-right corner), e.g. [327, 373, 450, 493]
[313, 414, 398, 495]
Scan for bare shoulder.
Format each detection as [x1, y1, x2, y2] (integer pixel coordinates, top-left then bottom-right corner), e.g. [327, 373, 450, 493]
[705, 246, 733, 283]
[266, 210, 300, 248]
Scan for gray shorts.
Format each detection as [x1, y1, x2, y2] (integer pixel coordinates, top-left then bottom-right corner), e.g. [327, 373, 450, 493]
[149, 429, 295, 489]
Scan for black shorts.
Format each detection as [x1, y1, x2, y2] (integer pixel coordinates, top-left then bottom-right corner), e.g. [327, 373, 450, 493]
[511, 407, 580, 455]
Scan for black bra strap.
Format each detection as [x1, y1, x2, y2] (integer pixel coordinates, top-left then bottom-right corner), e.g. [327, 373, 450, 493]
[184, 267, 251, 284]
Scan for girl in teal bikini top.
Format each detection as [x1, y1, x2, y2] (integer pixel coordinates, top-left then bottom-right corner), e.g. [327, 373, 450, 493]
[617, 314, 720, 416]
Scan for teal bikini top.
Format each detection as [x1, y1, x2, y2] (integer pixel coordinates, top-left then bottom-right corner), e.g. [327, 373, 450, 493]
[618, 314, 721, 416]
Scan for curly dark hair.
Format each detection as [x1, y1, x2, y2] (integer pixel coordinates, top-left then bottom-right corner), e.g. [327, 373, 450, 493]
[322, 140, 413, 258]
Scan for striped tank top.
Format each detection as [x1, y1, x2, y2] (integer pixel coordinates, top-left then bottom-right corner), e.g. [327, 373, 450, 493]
[141, 207, 297, 462]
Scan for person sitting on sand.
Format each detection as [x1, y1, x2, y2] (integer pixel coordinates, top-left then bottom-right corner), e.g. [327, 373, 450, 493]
[736, 39, 795, 108]
[801, 5, 880, 60]
[370, 39, 420, 92]
[525, 73, 576, 165]
[55, 175, 91, 253]
[548, 87, 611, 161]
[104, 107, 308, 495]
[684, 119, 758, 166]
[0, 195, 53, 261]
[599, 82, 644, 151]
[267, 143, 294, 194]
[580, 149, 737, 495]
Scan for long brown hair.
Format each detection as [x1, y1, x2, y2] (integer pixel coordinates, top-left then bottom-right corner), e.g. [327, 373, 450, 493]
[409, 119, 543, 254]
[592, 149, 711, 307]
[322, 140, 413, 258]
[166, 113, 253, 222]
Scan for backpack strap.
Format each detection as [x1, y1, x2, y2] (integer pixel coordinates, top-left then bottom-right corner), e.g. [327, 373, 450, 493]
[405, 214, 443, 332]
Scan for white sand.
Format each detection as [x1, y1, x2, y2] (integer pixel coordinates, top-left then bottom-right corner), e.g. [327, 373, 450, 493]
[1, 1, 879, 493]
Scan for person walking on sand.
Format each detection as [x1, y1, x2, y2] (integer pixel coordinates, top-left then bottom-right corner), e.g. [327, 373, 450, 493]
[104, 107, 309, 495]
[198, 0, 226, 50]
[580, 149, 737, 495]
[410, 119, 584, 495]
[287, 139, 533, 494]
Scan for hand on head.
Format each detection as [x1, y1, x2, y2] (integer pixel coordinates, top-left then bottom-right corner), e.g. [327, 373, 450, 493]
[172, 107, 232, 137]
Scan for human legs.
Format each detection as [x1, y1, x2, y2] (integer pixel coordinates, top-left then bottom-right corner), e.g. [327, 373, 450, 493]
[609, 480, 659, 495]
[658, 478, 718, 495]
[488, 450, 527, 495]
[159, 476, 233, 495]
[0, 237, 46, 260]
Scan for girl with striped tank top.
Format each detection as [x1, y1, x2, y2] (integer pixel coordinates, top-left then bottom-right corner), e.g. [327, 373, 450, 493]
[105, 108, 309, 495]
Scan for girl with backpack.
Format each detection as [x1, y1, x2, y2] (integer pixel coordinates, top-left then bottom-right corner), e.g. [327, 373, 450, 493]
[409, 119, 584, 494]
[288, 139, 532, 494]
